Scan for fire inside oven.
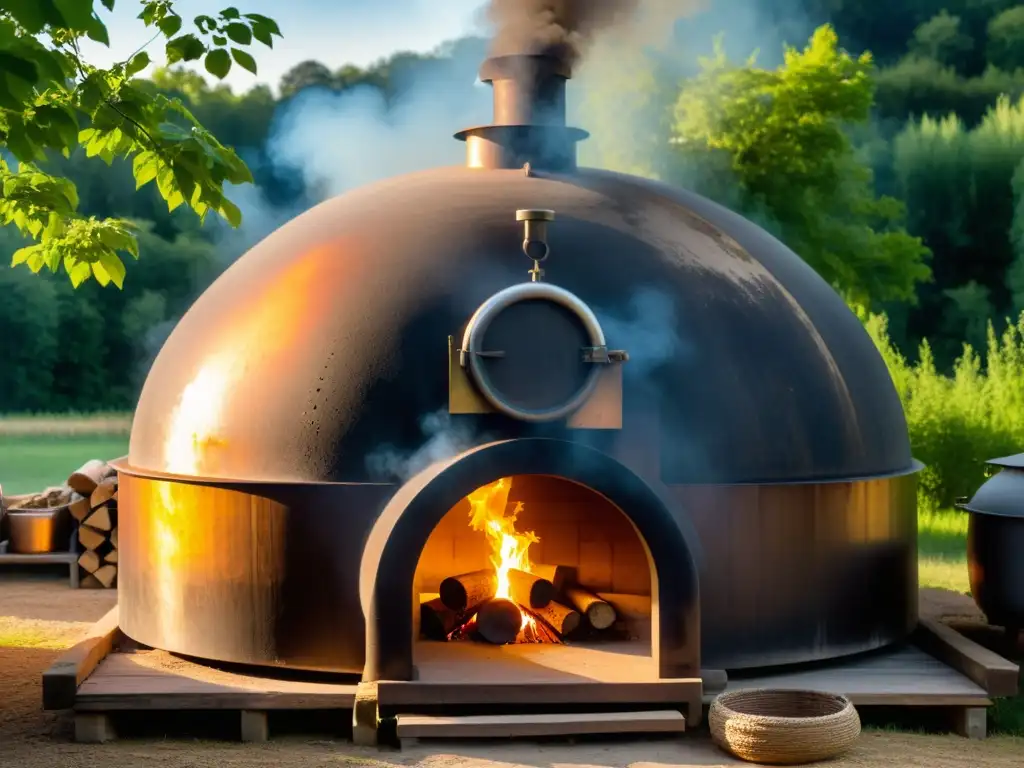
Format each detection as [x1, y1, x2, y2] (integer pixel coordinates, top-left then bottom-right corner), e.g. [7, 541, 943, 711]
[414, 475, 650, 649]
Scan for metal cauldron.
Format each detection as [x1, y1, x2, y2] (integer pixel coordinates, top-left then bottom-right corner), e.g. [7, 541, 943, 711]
[957, 453, 1024, 646]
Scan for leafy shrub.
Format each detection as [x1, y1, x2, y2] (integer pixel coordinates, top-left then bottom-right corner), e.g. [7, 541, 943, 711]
[865, 311, 1024, 511]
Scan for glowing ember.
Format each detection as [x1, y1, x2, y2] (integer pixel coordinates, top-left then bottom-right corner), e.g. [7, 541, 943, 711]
[466, 478, 539, 633]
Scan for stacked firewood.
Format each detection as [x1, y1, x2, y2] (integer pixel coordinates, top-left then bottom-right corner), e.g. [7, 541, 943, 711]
[420, 563, 619, 645]
[67, 460, 119, 589]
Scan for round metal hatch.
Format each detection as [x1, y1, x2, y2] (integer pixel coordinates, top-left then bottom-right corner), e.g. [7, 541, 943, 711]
[957, 453, 1024, 519]
[461, 283, 606, 422]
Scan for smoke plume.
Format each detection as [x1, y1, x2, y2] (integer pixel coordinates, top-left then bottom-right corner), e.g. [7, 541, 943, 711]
[595, 287, 691, 380]
[365, 410, 489, 483]
[485, 0, 701, 67]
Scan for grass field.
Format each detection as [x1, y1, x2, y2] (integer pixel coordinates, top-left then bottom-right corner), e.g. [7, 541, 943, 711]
[0, 414, 131, 496]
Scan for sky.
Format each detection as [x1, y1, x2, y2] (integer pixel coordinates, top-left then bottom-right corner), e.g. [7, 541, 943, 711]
[80, 0, 490, 92]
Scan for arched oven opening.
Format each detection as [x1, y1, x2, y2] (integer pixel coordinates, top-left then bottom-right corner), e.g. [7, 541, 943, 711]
[359, 438, 702, 691]
[413, 474, 655, 680]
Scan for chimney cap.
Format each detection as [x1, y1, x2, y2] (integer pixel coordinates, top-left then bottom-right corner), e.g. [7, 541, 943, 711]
[479, 54, 572, 83]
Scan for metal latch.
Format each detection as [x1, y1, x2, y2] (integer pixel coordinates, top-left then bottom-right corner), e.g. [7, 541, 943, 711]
[458, 348, 506, 367]
[582, 346, 629, 364]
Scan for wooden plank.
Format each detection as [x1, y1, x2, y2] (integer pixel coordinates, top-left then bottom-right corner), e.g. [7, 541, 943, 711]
[378, 680, 703, 708]
[42, 605, 120, 710]
[74, 651, 358, 711]
[396, 709, 686, 740]
[75, 689, 357, 711]
[706, 645, 991, 707]
[916, 619, 1020, 698]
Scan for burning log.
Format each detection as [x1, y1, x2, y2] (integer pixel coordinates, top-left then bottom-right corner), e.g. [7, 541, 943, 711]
[439, 569, 498, 612]
[420, 596, 462, 640]
[565, 586, 617, 630]
[529, 563, 576, 591]
[475, 598, 522, 645]
[533, 600, 582, 637]
[508, 568, 555, 609]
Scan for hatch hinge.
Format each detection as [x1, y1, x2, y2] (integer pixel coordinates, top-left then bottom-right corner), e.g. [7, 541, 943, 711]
[582, 346, 629, 364]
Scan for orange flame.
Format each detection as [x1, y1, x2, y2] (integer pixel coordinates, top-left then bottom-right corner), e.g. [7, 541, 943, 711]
[466, 478, 538, 632]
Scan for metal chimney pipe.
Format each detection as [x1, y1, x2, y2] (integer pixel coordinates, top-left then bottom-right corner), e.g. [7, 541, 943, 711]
[481, 55, 570, 127]
[454, 54, 589, 172]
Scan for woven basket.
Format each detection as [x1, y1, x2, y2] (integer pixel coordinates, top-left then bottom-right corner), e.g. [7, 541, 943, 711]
[709, 688, 861, 765]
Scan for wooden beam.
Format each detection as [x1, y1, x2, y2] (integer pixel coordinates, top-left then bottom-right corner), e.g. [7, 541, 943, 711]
[916, 619, 1020, 698]
[42, 605, 120, 710]
[377, 679, 703, 709]
[352, 682, 379, 747]
[396, 709, 685, 746]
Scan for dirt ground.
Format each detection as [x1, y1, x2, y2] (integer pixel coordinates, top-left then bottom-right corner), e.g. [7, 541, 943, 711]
[1, 573, 1021, 768]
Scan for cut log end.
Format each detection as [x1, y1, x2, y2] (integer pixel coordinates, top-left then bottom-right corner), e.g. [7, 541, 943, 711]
[93, 564, 117, 589]
[508, 568, 555, 609]
[420, 596, 461, 641]
[84, 505, 113, 532]
[78, 550, 102, 574]
[78, 525, 107, 552]
[533, 600, 582, 636]
[585, 602, 617, 630]
[475, 598, 522, 645]
[69, 492, 92, 522]
[565, 586, 617, 630]
[89, 478, 118, 510]
[439, 569, 498, 613]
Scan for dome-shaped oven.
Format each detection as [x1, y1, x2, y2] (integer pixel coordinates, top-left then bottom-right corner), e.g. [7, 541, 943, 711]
[115, 53, 919, 678]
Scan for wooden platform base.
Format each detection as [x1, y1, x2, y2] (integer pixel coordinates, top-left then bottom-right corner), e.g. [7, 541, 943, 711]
[47, 610, 1018, 744]
[395, 710, 686, 749]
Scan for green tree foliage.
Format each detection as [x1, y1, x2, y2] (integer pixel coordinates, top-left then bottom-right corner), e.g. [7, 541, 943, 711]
[987, 5, 1024, 71]
[1008, 158, 1024, 316]
[0, 0, 280, 287]
[911, 10, 975, 69]
[893, 97, 1024, 361]
[278, 60, 337, 97]
[0, 219, 218, 411]
[671, 25, 931, 308]
[865, 310, 1024, 511]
